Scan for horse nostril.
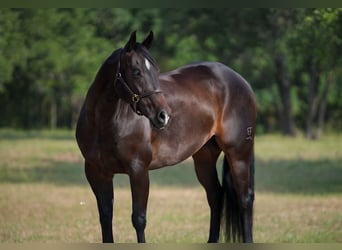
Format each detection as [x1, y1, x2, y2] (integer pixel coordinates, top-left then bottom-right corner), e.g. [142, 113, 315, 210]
[157, 110, 170, 125]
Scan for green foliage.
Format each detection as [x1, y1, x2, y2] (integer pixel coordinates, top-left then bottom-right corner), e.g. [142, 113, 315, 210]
[0, 9, 26, 91]
[0, 8, 341, 133]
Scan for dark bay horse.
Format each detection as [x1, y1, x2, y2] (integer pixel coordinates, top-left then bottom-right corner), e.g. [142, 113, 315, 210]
[76, 31, 256, 243]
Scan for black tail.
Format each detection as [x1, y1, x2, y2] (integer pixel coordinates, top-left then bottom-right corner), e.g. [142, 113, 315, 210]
[221, 156, 243, 242]
[221, 154, 255, 242]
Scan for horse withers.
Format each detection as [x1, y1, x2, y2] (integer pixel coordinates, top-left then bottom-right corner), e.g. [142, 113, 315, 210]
[76, 31, 256, 243]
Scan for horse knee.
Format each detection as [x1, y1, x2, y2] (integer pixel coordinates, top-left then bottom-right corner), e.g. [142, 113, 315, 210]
[132, 212, 146, 231]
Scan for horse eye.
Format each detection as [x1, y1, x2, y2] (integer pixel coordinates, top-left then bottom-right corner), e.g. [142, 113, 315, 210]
[132, 68, 141, 76]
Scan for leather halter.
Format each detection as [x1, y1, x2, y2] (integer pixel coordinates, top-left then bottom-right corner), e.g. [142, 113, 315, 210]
[113, 51, 162, 115]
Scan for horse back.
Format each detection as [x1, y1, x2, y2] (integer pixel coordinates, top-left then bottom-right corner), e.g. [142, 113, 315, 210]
[160, 61, 256, 121]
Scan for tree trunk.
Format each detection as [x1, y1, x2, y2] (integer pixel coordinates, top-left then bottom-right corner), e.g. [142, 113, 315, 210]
[316, 72, 332, 139]
[50, 96, 57, 130]
[305, 61, 320, 139]
[274, 54, 296, 136]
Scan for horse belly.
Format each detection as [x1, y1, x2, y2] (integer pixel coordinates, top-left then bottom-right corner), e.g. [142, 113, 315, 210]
[149, 112, 215, 169]
[149, 137, 208, 169]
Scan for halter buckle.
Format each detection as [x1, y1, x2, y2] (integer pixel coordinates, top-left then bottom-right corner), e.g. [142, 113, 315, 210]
[132, 94, 140, 103]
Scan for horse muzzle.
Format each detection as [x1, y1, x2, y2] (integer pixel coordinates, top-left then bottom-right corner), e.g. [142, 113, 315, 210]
[151, 109, 171, 129]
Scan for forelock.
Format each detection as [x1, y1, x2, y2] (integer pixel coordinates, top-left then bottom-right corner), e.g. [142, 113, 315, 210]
[135, 44, 159, 71]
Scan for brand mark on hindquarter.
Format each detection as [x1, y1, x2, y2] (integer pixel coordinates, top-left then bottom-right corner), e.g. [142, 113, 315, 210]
[246, 127, 253, 141]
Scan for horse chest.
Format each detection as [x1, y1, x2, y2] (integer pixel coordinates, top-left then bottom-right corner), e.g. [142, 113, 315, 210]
[96, 128, 152, 174]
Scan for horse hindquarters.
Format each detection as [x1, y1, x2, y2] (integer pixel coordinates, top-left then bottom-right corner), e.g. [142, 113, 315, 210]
[214, 64, 256, 242]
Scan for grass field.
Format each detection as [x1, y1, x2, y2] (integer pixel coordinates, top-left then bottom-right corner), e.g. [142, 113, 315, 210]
[0, 129, 341, 243]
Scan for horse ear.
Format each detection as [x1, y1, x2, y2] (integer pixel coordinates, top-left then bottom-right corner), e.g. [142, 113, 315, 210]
[124, 31, 136, 52]
[142, 31, 153, 49]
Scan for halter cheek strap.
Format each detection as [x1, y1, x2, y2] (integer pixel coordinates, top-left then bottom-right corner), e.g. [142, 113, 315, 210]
[114, 72, 162, 115]
[113, 51, 162, 115]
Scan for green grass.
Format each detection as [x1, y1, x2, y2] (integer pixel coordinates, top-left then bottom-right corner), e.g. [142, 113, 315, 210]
[0, 129, 341, 242]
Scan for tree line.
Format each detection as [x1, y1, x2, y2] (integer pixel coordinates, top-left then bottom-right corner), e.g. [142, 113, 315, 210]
[0, 8, 341, 138]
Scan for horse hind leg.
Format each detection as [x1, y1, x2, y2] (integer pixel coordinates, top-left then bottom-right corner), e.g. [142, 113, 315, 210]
[221, 149, 254, 243]
[192, 138, 223, 243]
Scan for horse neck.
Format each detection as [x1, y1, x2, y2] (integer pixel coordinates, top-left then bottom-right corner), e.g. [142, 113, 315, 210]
[84, 50, 122, 124]
[90, 50, 121, 97]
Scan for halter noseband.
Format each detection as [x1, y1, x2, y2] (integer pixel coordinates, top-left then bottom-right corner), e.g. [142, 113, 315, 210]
[114, 52, 162, 115]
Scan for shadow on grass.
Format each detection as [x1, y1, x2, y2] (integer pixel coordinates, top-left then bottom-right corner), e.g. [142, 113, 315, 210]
[0, 129, 75, 140]
[148, 157, 342, 195]
[1, 156, 341, 195]
[0, 161, 88, 186]
[255, 157, 342, 195]
[0, 159, 199, 187]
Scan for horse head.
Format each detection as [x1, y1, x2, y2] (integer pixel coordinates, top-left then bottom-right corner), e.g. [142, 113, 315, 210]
[115, 31, 171, 129]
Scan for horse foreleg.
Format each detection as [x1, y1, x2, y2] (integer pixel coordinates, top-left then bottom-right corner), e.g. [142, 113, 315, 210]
[85, 162, 114, 243]
[129, 168, 150, 243]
